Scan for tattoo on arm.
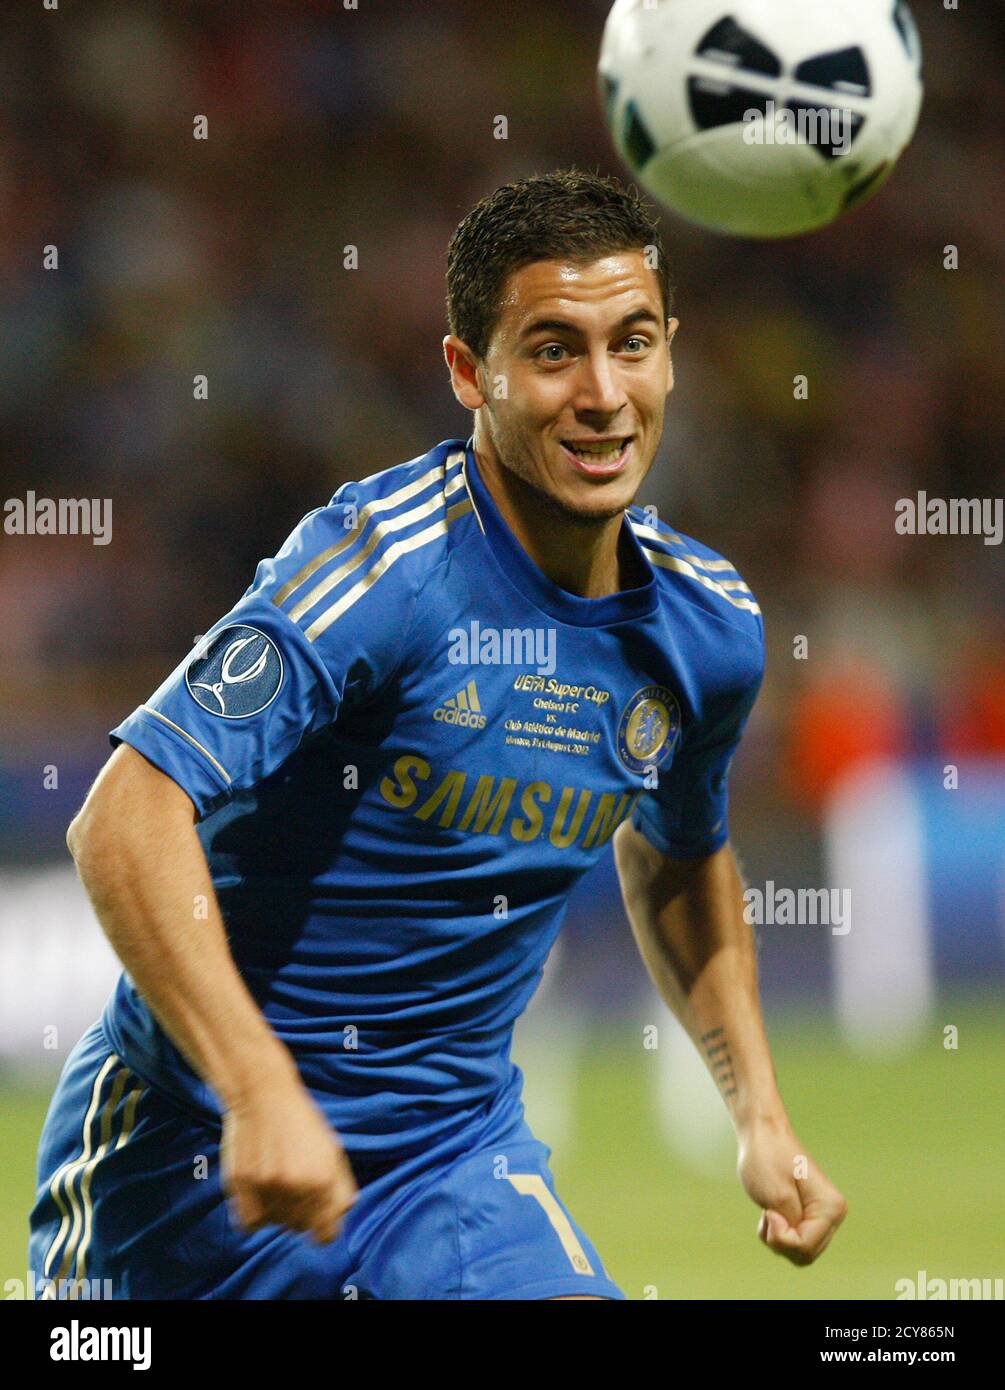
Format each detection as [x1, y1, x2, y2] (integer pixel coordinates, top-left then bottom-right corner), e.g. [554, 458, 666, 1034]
[700, 1026, 738, 1100]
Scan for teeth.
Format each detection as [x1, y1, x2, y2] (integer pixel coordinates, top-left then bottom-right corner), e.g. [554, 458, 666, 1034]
[566, 439, 625, 456]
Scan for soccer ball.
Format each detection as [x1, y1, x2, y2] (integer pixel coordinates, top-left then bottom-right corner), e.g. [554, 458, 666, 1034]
[599, 0, 923, 238]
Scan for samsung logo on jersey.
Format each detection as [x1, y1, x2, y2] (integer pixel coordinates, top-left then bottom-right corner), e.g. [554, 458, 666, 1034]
[380, 753, 642, 852]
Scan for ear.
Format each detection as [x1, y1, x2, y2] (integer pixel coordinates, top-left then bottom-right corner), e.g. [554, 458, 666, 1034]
[443, 335, 486, 411]
[665, 316, 680, 393]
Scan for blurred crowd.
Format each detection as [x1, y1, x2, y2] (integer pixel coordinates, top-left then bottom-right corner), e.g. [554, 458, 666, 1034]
[1, 0, 1003, 848]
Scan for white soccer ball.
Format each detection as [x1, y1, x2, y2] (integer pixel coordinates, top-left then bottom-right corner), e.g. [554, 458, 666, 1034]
[599, 0, 924, 238]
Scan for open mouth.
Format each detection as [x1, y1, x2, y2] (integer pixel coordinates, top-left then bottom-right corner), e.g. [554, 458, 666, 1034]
[559, 436, 633, 477]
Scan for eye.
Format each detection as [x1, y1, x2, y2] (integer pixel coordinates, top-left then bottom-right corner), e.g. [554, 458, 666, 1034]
[621, 335, 649, 353]
[536, 343, 570, 362]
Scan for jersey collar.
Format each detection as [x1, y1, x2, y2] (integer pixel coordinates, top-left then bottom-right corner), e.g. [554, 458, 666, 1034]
[462, 438, 658, 628]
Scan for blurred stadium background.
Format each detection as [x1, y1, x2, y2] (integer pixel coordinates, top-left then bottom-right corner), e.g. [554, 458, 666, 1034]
[1, 0, 1002, 1299]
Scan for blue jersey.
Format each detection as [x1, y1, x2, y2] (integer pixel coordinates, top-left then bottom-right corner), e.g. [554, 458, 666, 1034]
[103, 438, 764, 1161]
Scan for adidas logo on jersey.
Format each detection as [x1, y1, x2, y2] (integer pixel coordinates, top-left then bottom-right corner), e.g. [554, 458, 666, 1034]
[434, 679, 487, 729]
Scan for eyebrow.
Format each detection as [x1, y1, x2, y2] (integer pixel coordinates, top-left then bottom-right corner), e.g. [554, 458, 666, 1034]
[518, 307, 663, 341]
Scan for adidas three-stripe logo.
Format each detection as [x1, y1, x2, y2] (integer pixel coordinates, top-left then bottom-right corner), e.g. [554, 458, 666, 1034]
[434, 679, 486, 729]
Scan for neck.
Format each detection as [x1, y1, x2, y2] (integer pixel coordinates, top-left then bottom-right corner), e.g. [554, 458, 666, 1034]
[472, 442, 642, 599]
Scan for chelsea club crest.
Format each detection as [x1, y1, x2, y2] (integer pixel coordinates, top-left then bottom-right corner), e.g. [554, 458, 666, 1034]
[616, 684, 681, 774]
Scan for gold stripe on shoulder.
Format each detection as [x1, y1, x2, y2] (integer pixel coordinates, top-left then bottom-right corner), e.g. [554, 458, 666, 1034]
[141, 707, 232, 785]
[681, 554, 744, 576]
[305, 497, 472, 642]
[640, 545, 761, 615]
[288, 469, 467, 623]
[273, 452, 466, 609]
[630, 520, 742, 575]
[630, 519, 686, 548]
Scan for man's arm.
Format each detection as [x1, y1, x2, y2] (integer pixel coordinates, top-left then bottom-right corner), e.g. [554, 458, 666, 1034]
[613, 819, 847, 1265]
[66, 742, 357, 1242]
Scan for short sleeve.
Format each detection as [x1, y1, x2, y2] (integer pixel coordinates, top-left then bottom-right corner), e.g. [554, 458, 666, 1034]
[110, 499, 415, 820]
[630, 619, 765, 859]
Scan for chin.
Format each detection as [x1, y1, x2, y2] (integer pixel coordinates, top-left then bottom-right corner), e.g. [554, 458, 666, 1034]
[555, 487, 635, 525]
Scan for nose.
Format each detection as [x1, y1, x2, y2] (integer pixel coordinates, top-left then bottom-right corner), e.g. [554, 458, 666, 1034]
[573, 349, 628, 420]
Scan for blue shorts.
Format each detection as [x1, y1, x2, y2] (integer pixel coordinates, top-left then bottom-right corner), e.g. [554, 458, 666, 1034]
[29, 1021, 625, 1300]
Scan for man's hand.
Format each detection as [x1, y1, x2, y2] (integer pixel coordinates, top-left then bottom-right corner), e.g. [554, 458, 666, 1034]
[737, 1116, 847, 1267]
[220, 1077, 358, 1244]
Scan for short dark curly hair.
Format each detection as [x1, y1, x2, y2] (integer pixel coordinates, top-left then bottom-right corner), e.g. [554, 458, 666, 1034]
[446, 169, 672, 359]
